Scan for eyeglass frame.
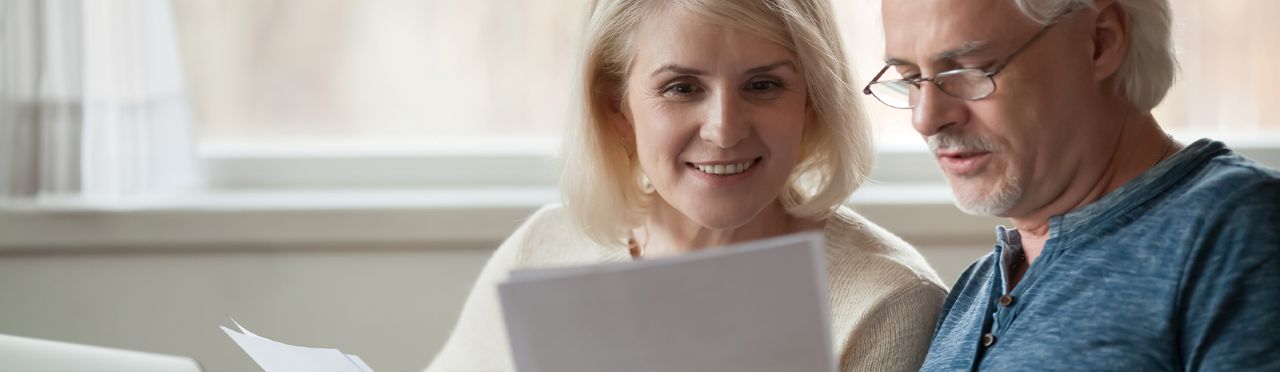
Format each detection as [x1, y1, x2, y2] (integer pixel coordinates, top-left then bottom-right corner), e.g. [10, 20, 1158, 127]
[861, 8, 1079, 109]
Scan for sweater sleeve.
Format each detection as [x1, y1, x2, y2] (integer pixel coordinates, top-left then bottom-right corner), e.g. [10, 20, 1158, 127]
[424, 214, 533, 372]
[838, 280, 948, 372]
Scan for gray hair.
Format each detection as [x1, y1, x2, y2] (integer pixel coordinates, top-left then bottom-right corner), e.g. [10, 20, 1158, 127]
[1012, 0, 1177, 111]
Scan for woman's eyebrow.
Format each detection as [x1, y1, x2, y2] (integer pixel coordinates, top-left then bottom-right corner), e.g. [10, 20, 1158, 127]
[743, 60, 796, 76]
[650, 60, 795, 78]
[650, 64, 707, 77]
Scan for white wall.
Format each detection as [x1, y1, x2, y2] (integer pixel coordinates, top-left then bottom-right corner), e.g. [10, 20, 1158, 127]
[0, 237, 991, 372]
[0, 244, 491, 371]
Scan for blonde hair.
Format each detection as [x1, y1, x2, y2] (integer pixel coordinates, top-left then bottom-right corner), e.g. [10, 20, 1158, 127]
[559, 0, 874, 247]
[1011, 0, 1177, 111]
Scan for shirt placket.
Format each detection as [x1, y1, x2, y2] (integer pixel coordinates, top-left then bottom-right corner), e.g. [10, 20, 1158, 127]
[979, 229, 1028, 361]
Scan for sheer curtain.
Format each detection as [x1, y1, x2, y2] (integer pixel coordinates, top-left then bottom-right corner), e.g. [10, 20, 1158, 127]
[0, 0, 199, 204]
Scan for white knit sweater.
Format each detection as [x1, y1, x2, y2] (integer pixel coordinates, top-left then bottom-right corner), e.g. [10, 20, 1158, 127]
[426, 204, 946, 372]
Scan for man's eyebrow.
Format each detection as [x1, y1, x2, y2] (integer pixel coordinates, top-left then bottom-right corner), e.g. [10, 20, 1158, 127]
[650, 64, 707, 77]
[744, 60, 797, 75]
[932, 41, 989, 62]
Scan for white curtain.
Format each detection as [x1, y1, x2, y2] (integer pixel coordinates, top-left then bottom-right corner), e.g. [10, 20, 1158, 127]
[0, 0, 199, 204]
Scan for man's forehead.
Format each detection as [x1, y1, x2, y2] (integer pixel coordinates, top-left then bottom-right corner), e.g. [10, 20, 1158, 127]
[881, 0, 1012, 25]
[885, 41, 990, 66]
[881, 0, 1023, 65]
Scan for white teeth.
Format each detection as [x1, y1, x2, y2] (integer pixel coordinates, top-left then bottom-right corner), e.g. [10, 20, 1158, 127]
[693, 159, 756, 176]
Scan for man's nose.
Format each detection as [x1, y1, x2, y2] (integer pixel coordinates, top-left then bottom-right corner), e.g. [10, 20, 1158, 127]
[912, 82, 969, 137]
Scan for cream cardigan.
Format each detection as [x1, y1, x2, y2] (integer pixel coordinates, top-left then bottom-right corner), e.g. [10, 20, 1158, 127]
[426, 204, 946, 372]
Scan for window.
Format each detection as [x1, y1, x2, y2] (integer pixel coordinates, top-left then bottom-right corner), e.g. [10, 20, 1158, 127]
[1156, 0, 1280, 141]
[173, 0, 1280, 172]
[173, 0, 589, 148]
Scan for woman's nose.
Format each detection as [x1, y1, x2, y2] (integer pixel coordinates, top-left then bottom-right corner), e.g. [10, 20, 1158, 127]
[700, 91, 750, 148]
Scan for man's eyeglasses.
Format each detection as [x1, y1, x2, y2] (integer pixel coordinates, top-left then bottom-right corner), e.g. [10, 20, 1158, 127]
[862, 9, 1078, 109]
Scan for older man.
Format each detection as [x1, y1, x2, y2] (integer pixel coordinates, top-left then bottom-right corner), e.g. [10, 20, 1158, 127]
[864, 0, 1280, 370]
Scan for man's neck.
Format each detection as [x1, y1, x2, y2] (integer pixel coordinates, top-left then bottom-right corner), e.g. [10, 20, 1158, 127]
[1010, 110, 1178, 264]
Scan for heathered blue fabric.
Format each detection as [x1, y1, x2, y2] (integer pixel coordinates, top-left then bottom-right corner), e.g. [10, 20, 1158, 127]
[920, 139, 1280, 371]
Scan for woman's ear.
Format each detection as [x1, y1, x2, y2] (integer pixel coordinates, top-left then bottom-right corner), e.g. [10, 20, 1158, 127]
[1091, 0, 1130, 84]
[601, 83, 634, 141]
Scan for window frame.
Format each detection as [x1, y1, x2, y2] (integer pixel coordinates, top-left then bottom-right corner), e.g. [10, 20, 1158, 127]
[3, 135, 1278, 251]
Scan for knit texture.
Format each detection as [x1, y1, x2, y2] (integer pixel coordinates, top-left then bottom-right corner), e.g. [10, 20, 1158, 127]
[426, 204, 946, 372]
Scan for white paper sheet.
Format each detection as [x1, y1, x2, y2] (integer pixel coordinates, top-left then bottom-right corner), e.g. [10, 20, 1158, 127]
[220, 319, 373, 372]
[498, 232, 835, 372]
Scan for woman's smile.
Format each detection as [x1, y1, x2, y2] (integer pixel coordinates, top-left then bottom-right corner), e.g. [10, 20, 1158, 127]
[684, 156, 764, 186]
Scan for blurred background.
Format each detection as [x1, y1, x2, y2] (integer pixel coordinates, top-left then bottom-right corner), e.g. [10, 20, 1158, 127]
[1, 0, 1277, 370]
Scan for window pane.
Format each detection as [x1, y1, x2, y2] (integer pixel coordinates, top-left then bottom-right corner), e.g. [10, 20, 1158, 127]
[1156, 0, 1280, 141]
[175, 0, 1280, 148]
[174, 0, 589, 146]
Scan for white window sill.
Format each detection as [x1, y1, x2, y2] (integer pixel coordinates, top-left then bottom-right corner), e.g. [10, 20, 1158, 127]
[4, 138, 1273, 252]
[0, 184, 1002, 251]
[0, 187, 555, 250]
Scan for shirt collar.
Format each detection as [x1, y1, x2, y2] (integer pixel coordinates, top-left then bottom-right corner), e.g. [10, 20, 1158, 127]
[1050, 138, 1227, 238]
[995, 226, 1023, 294]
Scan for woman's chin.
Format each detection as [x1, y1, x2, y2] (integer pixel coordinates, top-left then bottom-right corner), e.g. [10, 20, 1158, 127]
[675, 202, 769, 231]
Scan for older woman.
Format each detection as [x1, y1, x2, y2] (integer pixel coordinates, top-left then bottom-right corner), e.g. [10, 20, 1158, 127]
[426, 0, 945, 370]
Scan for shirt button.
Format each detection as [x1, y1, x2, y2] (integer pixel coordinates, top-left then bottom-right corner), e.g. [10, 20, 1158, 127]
[999, 295, 1017, 307]
[981, 333, 997, 347]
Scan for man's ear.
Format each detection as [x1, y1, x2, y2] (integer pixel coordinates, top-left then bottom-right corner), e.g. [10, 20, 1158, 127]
[1091, 0, 1130, 84]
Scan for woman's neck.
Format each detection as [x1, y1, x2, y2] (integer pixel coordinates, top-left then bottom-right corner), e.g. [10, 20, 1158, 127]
[634, 198, 823, 258]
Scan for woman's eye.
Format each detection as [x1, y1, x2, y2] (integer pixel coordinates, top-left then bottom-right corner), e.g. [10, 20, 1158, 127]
[744, 80, 785, 99]
[747, 81, 780, 91]
[661, 83, 701, 99]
